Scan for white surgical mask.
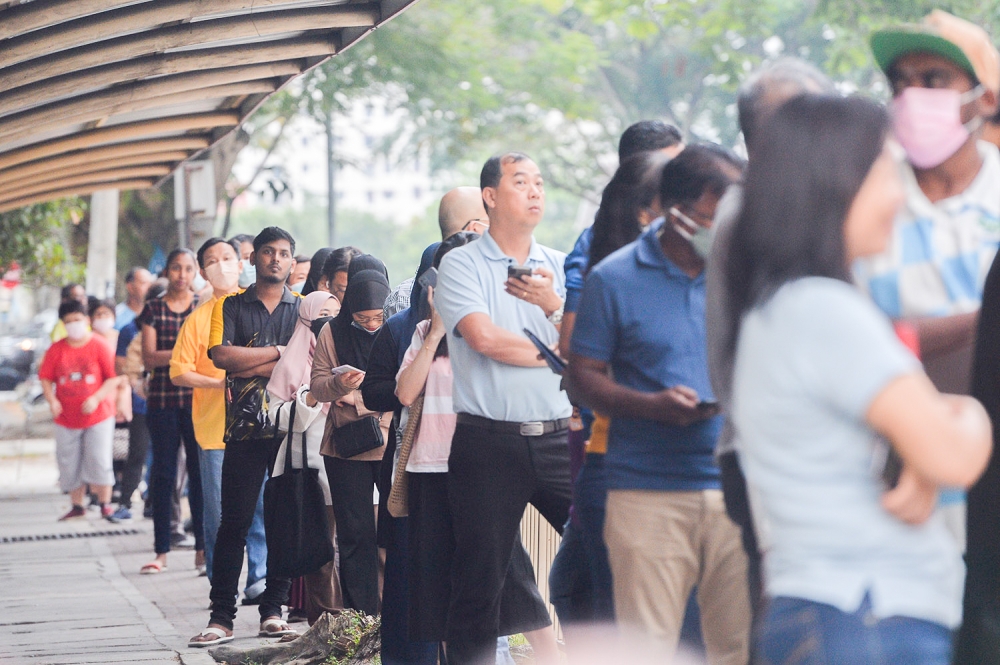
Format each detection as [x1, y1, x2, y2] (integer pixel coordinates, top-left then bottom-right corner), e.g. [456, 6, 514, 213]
[65, 320, 89, 341]
[192, 274, 207, 293]
[669, 207, 714, 261]
[351, 320, 382, 335]
[91, 317, 114, 333]
[205, 258, 240, 292]
[238, 262, 256, 288]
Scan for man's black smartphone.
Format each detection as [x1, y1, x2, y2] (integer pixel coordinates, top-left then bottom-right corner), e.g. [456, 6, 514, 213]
[523, 328, 566, 375]
[417, 267, 437, 290]
[697, 400, 719, 410]
[507, 265, 533, 280]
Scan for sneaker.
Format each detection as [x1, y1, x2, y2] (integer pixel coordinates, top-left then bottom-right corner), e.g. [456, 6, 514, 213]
[58, 505, 86, 521]
[108, 506, 132, 523]
[171, 533, 196, 549]
[100, 505, 116, 521]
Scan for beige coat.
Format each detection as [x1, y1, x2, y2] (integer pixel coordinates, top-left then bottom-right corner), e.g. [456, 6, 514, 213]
[310, 323, 389, 462]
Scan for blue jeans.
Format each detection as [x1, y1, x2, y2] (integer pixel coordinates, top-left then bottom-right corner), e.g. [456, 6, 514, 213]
[574, 453, 614, 621]
[199, 448, 267, 591]
[549, 518, 594, 624]
[757, 596, 952, 664]
[147, 408, 203, 555]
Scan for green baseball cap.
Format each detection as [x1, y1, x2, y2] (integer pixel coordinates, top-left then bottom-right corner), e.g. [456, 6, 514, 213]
[869, 11, 1000, 94]
[871, 26, 977, 80]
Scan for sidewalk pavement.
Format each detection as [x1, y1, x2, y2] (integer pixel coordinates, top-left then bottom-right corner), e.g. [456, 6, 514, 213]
[0, 438, 282, 665]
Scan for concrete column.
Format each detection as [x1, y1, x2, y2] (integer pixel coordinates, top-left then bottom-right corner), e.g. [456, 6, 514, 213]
[86, 189, 119, 299]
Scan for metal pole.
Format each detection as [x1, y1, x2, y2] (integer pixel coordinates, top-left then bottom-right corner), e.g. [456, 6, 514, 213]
[326, 108, 336, 246]
[181, 165, 193, 249]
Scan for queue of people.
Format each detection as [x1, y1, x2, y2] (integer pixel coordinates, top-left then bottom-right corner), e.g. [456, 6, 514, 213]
[35, 8, 1000, 664]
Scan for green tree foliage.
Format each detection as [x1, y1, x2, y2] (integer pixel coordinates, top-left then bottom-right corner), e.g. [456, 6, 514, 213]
[296, 0, 1000, 202]
[0, 198, 86, 287]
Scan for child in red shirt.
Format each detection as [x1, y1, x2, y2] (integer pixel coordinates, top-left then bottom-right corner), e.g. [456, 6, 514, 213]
[38, 299, 120, 521]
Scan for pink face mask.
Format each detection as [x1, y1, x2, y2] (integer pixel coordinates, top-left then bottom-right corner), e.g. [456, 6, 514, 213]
[892, 86, 984, 169]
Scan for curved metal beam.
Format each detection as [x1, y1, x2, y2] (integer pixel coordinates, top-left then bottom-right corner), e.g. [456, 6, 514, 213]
[0, 0, 143, 41]
[0, 7, 374, 94]
[0, 137, 208, 181]
[0, 180, 155, 215]
[0, 0, 375, 70]
[0, 113, 235, 171]
[0, 78, 279, 145]
[0, 152, 188, 196]
[0, 40, 332, 118]
[0, 166, 172, 203]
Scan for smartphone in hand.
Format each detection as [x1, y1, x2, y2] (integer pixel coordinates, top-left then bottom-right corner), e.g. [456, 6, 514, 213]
[508, 265, 533, 280]
[417, 267, 437, 289]
[331, 365, 363, 376]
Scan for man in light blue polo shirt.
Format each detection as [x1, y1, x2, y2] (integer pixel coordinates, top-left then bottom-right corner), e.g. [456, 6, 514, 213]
[435, 151, 571, 665]
[568, 144, 750, 663]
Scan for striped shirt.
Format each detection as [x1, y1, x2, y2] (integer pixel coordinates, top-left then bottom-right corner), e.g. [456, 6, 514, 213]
[397, 320, 454, 473]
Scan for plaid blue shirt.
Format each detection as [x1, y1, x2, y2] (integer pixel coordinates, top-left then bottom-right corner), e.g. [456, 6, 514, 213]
[855, 142, 1000, 319]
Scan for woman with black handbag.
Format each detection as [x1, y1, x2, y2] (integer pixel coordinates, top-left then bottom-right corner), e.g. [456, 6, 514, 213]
[266, 290, 344, 623]
[311, 260, 392, 617]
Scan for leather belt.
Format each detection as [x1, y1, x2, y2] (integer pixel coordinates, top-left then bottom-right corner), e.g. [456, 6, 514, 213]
[456, 413, 570, 437]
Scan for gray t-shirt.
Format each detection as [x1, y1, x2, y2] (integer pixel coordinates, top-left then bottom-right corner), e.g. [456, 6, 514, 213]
[732, 276, 963, 628]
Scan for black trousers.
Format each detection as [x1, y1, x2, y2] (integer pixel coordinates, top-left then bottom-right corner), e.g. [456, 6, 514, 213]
[324, 456, 381, 617]
[119, 412, 150, 509]
[209, 437, 290, 630]
[718, 451, 763, 623]
[408, 471, 551, 643]
[445, 421, 571, 665]
[954, 442, 1000, 664]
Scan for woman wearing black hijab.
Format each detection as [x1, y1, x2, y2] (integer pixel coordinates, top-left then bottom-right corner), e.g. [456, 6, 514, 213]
[311, 264, 392, 617]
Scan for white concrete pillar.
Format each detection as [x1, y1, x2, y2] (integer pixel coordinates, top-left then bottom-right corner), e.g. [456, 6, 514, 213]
[86, 189, 119, 299]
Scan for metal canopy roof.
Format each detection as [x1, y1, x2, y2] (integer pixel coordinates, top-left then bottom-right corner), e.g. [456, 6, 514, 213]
[0, 0, 418, 213]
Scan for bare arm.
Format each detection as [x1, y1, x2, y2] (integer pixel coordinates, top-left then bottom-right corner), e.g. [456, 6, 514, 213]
[908, 311, 978, 359]
[397, 304, 446, 407]
[81, 376, 121, 415]
[140, 324, 173, 369]
[868, 372, 992, 488]
[455, 313, 546, 367]
[232, 360, 278, 379]
[41, 379, 62, 419]
[567, 354, 715, 426]
[558, 311, 577, 360]
[209, 344, 279, 373]
[171, 371, 225, 390]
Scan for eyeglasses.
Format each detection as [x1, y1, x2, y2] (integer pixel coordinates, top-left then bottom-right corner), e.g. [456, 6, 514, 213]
[462, 218, 489, 231]
[353, 313, 384, 326]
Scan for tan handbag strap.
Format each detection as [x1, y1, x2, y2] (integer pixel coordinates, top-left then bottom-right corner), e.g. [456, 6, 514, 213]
[387, 394, 424, 517]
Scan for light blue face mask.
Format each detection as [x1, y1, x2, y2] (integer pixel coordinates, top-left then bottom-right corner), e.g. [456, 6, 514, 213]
[351, 320, 382, 335]
[290, 281, 305, 294]
[670, 207, 714, 261]
[238, 262, 256, 288]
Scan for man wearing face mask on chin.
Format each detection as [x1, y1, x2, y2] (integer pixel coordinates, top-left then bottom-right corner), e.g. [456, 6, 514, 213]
[567, 145, 749, 662]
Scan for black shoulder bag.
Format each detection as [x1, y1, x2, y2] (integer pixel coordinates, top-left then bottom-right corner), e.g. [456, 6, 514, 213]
[263, 399, 335, 578]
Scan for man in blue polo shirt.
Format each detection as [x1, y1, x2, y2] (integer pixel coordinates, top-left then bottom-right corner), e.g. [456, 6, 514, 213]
[569, 144, 749, 663]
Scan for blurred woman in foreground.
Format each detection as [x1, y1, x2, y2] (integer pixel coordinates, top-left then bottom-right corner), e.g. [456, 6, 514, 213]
[727, 94, 991, 663]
